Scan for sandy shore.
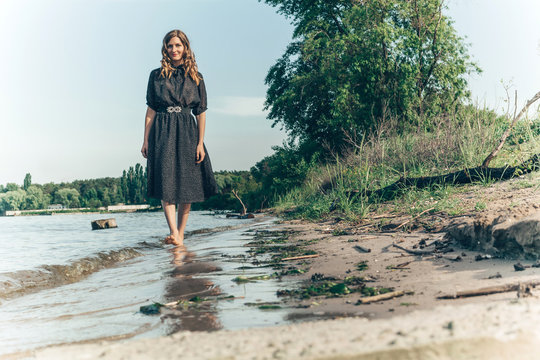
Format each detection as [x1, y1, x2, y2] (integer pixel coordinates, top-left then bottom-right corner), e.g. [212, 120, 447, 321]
[24, 297, 540, 359]
[20, 215, 540, 360]
[268, 218, 540, 320]
[10, 174, 540, 359]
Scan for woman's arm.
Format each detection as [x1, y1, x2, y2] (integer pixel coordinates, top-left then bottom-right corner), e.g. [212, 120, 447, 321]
[141, 107, 156, 158]
[195, 111, 206, 164]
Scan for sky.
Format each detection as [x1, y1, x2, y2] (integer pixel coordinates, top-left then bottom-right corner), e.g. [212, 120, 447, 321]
[0, 0, 539, 185]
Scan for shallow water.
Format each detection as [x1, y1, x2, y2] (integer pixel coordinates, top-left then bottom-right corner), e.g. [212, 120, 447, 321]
[0, 212, 298, 355]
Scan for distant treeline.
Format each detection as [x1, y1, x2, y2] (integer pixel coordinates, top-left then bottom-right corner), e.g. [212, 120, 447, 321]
[0, 165, 270, 213]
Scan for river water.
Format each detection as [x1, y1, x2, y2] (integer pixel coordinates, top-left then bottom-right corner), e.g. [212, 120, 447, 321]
[0, 212, 296, 356]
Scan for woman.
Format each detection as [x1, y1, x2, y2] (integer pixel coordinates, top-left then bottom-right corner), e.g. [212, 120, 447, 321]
[141, 29, 218, 246]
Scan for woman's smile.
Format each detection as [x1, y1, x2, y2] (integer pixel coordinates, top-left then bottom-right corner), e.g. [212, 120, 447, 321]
[167, 36, 184, 61]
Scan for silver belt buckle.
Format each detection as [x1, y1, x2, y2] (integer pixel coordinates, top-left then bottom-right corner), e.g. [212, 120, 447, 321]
[167, 106, 182, 113]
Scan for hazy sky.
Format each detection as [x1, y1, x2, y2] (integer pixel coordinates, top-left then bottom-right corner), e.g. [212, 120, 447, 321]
[1, 0, 539, 185]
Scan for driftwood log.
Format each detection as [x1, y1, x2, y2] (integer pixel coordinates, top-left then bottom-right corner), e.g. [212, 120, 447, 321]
[362, 154, 540, 201]
[357, 290, 409, 304]
[231, 189, 247, 216]
[437, 280, 540, 299]
[392, 243, 435, 256]
[353, 245, 371, 253]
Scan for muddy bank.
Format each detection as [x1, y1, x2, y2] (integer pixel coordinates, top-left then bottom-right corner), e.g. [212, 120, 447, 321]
[445, 206, 540, 259]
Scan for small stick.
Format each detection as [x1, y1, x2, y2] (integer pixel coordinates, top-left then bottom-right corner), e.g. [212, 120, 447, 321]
[395, 207, 435, 230]
[358, 236, 378, 240]
[353, 245, 371, 253]
[370, 214, 399, 220]
[281, 254, 319, 261]
[388, 261, 412, 270]
[437, 281, 540, 299]
[392, 243, 434, 256]
[357, 290, 407, 304]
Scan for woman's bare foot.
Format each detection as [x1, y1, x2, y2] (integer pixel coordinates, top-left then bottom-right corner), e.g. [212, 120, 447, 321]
[165, 232, 183, 246]
[164, 232, 183, 245]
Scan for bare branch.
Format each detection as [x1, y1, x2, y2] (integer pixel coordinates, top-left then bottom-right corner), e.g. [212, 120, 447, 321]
[231, 189, 247, 216]
[482, 90, 540, 168]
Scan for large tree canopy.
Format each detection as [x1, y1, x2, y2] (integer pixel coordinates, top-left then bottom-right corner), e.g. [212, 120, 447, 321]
[263, 0, 479, 149]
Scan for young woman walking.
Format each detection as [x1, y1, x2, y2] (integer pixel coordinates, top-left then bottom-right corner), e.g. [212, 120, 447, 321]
[141, 29, 218, 246]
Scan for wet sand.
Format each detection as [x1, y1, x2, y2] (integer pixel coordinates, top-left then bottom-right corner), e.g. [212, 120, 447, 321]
[24, 297, 540, 359]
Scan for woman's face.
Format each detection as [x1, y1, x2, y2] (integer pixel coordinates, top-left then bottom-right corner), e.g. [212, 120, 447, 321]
[167, 36, 184, 62]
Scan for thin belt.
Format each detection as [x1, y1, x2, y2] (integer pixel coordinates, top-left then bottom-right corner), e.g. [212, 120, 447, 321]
[157, 106, 192, 115]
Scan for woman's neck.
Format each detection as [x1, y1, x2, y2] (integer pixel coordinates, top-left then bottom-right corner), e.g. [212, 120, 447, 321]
[172, 60, 183, 68]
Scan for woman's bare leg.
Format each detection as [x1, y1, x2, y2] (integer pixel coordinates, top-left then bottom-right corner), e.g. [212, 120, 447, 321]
[162, 200, 179, 243]
[176, 203, 191, 245]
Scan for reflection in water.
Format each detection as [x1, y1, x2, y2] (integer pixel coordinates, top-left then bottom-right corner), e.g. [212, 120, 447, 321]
[162, 245, 222, 333]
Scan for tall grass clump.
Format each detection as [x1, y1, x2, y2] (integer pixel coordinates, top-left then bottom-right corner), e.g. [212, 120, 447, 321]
[273, 107, 540, 221]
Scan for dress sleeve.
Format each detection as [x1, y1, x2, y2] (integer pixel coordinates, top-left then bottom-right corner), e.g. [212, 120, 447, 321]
[192, 74, 207, 116]
[146, 70, 157, 111]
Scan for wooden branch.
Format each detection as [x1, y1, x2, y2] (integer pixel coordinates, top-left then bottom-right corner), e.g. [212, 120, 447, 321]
[281, 254, 319, 261]
[388, 261, 412, 270]
[357, 290, 408, 304]
[395, 207, 435, 230]
[353, 245, 371, 253]
[437, 280, 540, 299]
[482, 90, 540, 168]
[231, 189, 247, 216]
[364, 154, 540, 201]
[392, 243, 435, 256]
[370, 214, 399, 220]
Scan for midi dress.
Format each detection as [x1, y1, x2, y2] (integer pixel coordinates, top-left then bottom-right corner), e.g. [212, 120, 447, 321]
[145, 65, 218, 204]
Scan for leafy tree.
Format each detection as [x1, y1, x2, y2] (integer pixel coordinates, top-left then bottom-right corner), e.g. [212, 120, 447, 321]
[23, 173, 32, 191]
[6, 183, 20, 192]
[82, 187, 99, 208]
[0, 189, 26, 211]
[97, 187, 111, 207]
[262, 0, 478, 150]
[54, 188, 81, 208]
[193, 170, 264, 211]
[251, 140, 319, 197]
[42, 182, 59, 198]
[134, 163, 144, 204]
[120, 170, 129, 203]
[127, 167, 136, 204]
[24, 185, 45, 210]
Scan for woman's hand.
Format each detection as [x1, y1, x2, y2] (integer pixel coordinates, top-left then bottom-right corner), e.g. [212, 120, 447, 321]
[196, 143, 205, 164]
[141, 141, 149, 159]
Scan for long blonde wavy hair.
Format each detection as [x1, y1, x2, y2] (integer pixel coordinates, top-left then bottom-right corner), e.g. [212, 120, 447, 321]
[159, 29, 201, 85]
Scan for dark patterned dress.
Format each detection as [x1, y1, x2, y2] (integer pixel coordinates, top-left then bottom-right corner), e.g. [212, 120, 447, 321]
[145, 66, 218, 204]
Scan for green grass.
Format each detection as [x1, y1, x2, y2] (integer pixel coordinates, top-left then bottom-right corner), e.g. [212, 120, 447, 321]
[273, 111, 540, 222]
